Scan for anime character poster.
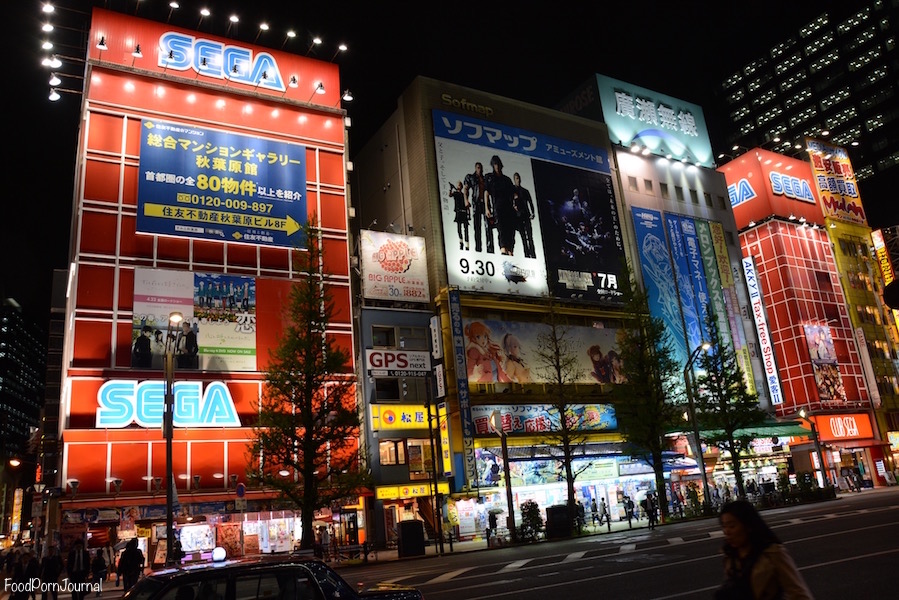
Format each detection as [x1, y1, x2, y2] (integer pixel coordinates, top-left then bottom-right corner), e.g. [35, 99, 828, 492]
[133, 267, 257, 371]
[803, 324, 847, 402]
[433, 109, 625, 302]
[461, 317, 625, 385]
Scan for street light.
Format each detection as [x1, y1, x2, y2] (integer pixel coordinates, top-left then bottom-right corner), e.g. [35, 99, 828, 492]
[164, 311, 183, 566]
[489, 411, 516, 543]
[798, 409, 830, 487]
[684, 342, 712, 511]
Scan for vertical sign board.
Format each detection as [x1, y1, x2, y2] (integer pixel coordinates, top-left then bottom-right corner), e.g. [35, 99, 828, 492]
[449, 290, 477, 486]
[137, 119, 308, 248]
[806, 139, 866, 225]
[631, 207, 688, 365]
[432, 109, 626, 303]
[742, 257, 784, 405]
[438, 402, 452, 477]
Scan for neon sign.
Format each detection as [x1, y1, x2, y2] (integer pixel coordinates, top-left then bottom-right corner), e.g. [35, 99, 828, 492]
[96, 380, 241, 428]
[158, 32, 285, 91]
[769, 172, 815, 203]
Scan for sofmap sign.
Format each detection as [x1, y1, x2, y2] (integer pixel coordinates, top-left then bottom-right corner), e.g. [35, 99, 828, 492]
[96, 380, 241, 428]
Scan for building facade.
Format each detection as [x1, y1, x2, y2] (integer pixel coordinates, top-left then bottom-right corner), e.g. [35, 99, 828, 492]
[48, 8, 355, 559]
[719, 145, 898, 488]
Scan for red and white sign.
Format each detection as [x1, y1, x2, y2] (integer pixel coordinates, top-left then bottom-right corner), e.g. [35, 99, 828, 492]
[359, 231, 430, 303]
[812, 413, 875, 442]
[365, 349, 432, 377]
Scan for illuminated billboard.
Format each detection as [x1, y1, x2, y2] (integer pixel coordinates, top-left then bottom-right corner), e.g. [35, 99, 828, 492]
[594, 74, 714, 167]
[461, 318, 624, 385]
[359, 230, 430, 303]
[802, 325, 847, 402]
[433, 109, 626, 302]
[137, 119, 307, 248]
[806, 139, 866, 225]
[133, 267, 257, 371]
[470, 404, 617, 434]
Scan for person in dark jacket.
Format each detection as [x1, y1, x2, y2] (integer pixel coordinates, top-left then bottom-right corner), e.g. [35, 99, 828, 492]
[66, 540, 91, 600]
[89, 550, 106, 597]
[132, 326, 153, 368]
[116, 538, 144, 591]
[40, 546, 64, 600]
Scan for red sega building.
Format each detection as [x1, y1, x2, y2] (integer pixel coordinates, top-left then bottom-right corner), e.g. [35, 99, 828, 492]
[53, 8, 356, 556]
[719, 148, 893, 489]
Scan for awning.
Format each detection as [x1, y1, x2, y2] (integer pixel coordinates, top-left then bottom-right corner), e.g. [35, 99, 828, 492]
[830, 439, 892, 450]
[671, 420, 811, 439]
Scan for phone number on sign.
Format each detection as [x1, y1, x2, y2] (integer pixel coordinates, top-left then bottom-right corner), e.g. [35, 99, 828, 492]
[176, 194, 274, 214]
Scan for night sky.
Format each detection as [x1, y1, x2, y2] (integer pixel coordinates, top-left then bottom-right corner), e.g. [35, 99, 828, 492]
[6, 0, 873, 324]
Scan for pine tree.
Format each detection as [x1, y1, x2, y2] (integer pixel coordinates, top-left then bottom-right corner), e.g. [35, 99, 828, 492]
[249, 222, 369, 550]
[692, 310, 768, 499]
[612, 267, 683, 520]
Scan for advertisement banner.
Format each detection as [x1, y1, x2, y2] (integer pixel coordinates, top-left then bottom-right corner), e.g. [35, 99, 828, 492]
[743, 257, 783, 405]
[806, 139, 866, 225]
[365, 349, 432, 377]
[133, 268, 257, 371]
[802, 324, 847, 402]
[469, 403, 617, 435]
[137, 118, 308, 248]
[449, 290, 477, 485]
[438, 402, 452, 476]
[359, 230, 429, 303]
[461, 318, 624, 385]
[631, 207, 688, 365]
[433, 109, 625, 302]
[665, 214, 704, 355]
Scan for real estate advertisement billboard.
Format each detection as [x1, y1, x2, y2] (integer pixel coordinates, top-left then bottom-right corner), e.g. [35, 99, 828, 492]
[433, 109, 625, 303]
[137, 119, 308, 248]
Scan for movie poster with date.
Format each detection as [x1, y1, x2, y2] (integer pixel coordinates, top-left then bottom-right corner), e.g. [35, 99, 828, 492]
[359, 230, 430, 303]
[433, 109, 626, 303]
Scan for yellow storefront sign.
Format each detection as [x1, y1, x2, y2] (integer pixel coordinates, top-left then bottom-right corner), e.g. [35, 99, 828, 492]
[376, 482, 450, 500]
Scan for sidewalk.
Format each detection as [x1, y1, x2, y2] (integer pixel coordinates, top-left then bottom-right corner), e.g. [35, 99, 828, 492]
[336, 515, 655, 565]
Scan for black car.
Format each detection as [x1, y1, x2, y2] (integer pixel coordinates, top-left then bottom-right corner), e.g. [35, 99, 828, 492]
[123, 555, 423, 600]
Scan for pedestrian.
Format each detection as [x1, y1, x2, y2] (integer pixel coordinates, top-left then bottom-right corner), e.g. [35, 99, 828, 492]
[646, 492, 658, 530]
[487, 511, 498, 545]
[116, 538, 144, 592]
[89, 550, 106, 597]
[102, 543, 116, 582]
[40, 546, 64, 600]
[66, 539, 91, 600]
[576, 500, 586, 529]
[624, 495, 635, 528]
[590, 498, 600, 526]
[715, 500, 814, 599]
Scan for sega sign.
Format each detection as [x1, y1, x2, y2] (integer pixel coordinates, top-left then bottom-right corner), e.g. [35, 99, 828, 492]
[727, 179, 757, 208]
[158, 32, 285, 91]
[769, 172, 815, 203]
[96, 380, 241, 428]
[365, 349, 432, 377]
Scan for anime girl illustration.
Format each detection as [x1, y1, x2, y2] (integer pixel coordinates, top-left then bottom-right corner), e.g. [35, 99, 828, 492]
[502, 333, 531, 383]
[464, 321, 510, 383]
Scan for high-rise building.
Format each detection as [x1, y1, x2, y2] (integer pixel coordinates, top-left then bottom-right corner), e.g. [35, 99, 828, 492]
[0, 299, 45, 461]
[0, 298, 45, 537]
[716, 0, 899, 230]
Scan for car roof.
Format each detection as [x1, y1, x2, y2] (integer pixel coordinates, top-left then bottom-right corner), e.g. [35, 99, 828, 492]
[144, 556, 325, 582]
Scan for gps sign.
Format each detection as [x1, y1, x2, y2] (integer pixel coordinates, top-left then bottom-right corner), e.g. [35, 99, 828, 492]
[365, 349, 432, 377]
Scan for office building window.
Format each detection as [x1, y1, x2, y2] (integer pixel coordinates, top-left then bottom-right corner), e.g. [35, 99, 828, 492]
[628, 176, 639, 191]
[690, 189, 699, 204]
[704, 192, 712, 207]
[675, 186, 685, 202]
[660, 183, 670, 200]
